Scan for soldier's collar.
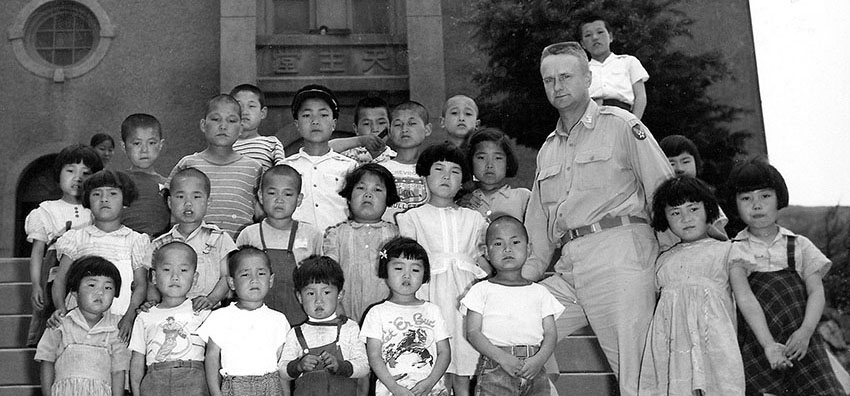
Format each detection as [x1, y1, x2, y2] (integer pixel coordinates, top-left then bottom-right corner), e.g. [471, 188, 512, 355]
[555, 100, 596, 137]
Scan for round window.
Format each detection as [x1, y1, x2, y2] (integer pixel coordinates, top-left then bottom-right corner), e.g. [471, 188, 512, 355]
[26, 1, 99, 67]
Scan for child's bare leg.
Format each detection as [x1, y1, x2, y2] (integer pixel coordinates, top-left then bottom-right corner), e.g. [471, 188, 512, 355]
[448, 374, 470, 396]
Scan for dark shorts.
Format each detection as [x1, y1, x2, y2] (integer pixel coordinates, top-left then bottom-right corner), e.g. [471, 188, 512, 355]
[222, 372, 283, 396]
[140, 360, 208, 396]
[475, 354, 549, 396]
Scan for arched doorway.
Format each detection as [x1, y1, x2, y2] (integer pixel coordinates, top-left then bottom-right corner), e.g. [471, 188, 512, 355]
[15, 155, 61, 257]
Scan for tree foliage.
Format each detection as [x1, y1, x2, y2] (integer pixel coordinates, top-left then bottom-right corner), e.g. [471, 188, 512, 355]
[468, 0, 745, 188]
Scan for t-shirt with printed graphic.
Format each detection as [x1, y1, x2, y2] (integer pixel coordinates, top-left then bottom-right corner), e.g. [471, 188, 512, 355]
[361, 301, 449, 396]
[129, 299, 210, 364]
[381, 160, 429, 223]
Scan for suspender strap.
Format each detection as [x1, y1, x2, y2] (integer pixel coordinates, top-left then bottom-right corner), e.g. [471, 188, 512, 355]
[294, 316, 348, 351]
[287, 221, 299, 251]
[786, 235, 796, 271]
[294, 326, 309, 351]
[259, 222, 269, 250]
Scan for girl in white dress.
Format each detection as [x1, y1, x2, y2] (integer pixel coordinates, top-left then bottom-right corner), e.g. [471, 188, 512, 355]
[638, 176, 744, 395]
[396, 142, 490, 396]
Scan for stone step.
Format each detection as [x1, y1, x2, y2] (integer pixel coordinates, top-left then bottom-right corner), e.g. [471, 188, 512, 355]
[0, 258, 30, 283]
[0, 348, 39, 386]
[0, 316, 30, 348]
[0, 283, 30, 315]
[0, 385, 40, 396]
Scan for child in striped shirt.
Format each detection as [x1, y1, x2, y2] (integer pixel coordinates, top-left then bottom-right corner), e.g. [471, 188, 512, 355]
[168, 94, 262, 237]
[230, 84, 286, 171]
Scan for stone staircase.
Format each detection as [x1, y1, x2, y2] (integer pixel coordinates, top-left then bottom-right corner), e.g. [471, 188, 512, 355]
[0, 258, 616, 396]
[0, 258, 41, 396]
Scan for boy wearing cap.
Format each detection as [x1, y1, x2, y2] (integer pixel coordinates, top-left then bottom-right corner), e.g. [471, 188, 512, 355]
[283, 84, 357, 233]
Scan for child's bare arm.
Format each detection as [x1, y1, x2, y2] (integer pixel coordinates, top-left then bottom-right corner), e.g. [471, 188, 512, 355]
[329, 135, 385, 153]
[785, 271, 827, 360]
[631, 80, 647, 119]
[519, 314, 557, 379]
[201, 274, 231, 310]
[51, 255, 73, 314]
[40, 361, 55, 395]
[411, 339, 450, 396]
[29, 240, 47, 310]
[111, 370, 125, 396]
[118, 267, 148, 342]
[465, 310, 521, 376]
[206, 339, 223, 396]
[129, 352, 145, 396]
[367, 337, 414, 396]
[730, 266, 790, 369]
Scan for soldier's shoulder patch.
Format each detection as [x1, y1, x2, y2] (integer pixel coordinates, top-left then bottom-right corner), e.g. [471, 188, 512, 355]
[631, 123, 646, 140]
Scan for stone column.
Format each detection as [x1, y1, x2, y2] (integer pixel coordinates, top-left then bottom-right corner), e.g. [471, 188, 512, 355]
[220, 0, 257, 90]
[405, 0, 446, 120]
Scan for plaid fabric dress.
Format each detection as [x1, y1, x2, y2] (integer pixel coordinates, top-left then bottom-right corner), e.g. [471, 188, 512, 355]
[738, 236, 845, 395]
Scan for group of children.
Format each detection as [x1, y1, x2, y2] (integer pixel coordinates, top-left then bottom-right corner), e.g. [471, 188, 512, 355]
[22, 45, 845, 394]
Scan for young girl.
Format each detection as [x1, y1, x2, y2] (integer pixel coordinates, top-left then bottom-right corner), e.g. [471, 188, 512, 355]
[35, 256, 131, 396]
[727, 159, 844, 395]
[91, 133, 116, 167]
[459, 128, 531, 222]
[323, 163, 400, 323]
[638, 176, 744, 395]
[396, 142, 490, 396]
[25, 144, 102, 346]
[51, 170, 150, 341]
[658, 134, 728, 249]
[360, 237, 450, 396]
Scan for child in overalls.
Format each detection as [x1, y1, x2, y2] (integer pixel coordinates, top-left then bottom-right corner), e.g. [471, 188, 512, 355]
[279, 256, 369, 395]
[35, 256, 130, 396]
[727, 159, 844, 395]
[236, 165, 323, 325]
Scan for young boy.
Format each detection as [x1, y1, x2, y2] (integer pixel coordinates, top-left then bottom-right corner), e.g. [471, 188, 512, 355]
[130, 241, 211, 396]
[337, 96, 396, 165]
[148, 167, 237, 311]
[579, 15, 649, 119]
[168, 94, 262, 237]
[441, 95, 480, 148]
[461, 215, 563, 396]
[278, 256, 369, 396]
[282, 84, 357, 232]
[120, 113, 171, 238]
[230, 84, 286, 171]
[382, 100, 432, 222]
[197, 247, 291, 396]
[236, 164, 323, 326]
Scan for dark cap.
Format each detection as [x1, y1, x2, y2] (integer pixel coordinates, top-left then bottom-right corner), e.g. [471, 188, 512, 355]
[291, 84, 339, 119]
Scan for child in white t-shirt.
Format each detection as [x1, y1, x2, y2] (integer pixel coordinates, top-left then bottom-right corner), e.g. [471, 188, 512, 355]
[461, 216, 563, 396]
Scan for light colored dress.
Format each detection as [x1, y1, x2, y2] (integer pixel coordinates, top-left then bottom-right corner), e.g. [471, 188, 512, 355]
[323, 220, 398, 323]
[396, 204, 488, 375]
[638, 238, 744, 395]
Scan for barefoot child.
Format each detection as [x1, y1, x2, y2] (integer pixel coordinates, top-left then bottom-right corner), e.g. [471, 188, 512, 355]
[25, 144, 102, 346]
[35, 256, 130, 396]
[462, 216, 563, 396]
[361, 237, 451, 396]
[130, 242, 211, 396]
[198, 247, 291, 396]
[727, 159, 843, 395]
[638, 176, 744, 395]
[279, 256, 369, 396]
[323, 163, 400, 323]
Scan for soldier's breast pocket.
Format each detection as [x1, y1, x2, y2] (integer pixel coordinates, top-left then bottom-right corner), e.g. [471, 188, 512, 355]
[574, 146, 613, 190]
[536, 165, 565, 204]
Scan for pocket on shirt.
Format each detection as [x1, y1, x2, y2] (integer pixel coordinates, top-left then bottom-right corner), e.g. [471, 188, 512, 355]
[536, 165, 563, 204]
[574, 146, 613, 190]
[321, 173, 345, 193]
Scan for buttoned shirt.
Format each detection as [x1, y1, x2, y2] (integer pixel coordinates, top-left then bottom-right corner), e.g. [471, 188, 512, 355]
[283, 148, 357, 232]
[588, 53, 649, 105]
[524, 101, 673, 278]
[729, 226, 832, 279]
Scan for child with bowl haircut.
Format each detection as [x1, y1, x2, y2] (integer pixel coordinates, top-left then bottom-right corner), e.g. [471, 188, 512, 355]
[168, 94, 262, 237]
[279, 256, 369, 396]
[283, 84, 357, 232]
[237, 164, 323, 326]
[119, 113, 170, 238]
[462, 216, 563, 396]
[230, 84, 286, 171]
[198, 247, 291, 396]
[147, 167, 237, 311]
[130, 241, 211, 396]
